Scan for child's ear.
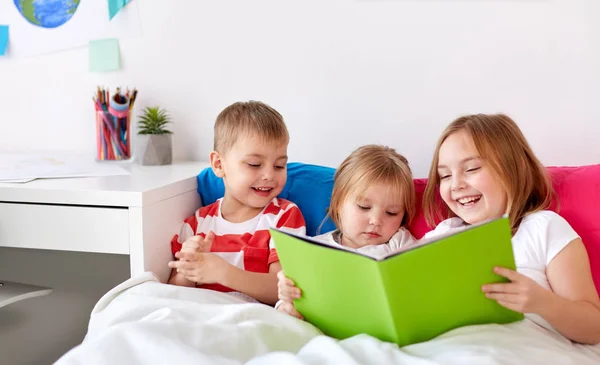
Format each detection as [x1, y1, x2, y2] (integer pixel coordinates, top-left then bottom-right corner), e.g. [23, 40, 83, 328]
[210, 151, 225, 178]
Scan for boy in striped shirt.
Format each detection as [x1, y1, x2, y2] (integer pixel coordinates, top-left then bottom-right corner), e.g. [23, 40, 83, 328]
[168, 101, 306, 305]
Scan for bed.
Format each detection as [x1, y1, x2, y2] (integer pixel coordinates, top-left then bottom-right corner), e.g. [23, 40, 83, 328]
[53, 163, 600, 365]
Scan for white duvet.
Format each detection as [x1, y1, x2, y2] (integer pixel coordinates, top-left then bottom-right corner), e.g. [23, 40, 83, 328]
[54, 273, 600, 365]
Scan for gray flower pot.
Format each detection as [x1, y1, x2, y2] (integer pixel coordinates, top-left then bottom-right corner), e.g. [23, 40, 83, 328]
[137, 134, 172, 165]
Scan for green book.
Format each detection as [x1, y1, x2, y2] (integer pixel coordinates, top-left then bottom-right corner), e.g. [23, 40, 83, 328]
[271, 216, 524, 347]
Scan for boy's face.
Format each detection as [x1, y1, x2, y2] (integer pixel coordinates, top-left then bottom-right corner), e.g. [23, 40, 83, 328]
[339, 182, 405, 249]
[211, 134, 288, 218]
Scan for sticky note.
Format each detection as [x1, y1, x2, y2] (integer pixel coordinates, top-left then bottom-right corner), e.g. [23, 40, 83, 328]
[89, 38, 120, 72]
[108, 0, 131, 20]
[0, 25, 8, 56]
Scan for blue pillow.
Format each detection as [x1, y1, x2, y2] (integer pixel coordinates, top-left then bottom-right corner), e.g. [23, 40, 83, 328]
[196, 162, 336, 236]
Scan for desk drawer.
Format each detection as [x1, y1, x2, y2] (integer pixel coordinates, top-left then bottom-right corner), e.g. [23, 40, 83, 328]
[0, 203, 129, 254]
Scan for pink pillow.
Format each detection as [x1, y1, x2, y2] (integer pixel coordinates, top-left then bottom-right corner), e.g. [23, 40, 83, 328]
[408, 164, 600, 295]
[547, 165, 600, 295]
[409, 179, 430, 239]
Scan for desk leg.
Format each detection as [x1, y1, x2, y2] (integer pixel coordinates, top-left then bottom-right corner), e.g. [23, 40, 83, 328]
[128, 190, 201, 282]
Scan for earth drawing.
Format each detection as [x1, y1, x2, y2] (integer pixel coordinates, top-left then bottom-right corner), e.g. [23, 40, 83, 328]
[13, 0, 80, 29]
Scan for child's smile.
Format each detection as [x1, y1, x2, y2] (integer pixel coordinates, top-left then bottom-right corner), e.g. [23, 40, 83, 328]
[455, 194, 482, 207]
[252, 186, 274, 197]
[437, 130, 508, 225]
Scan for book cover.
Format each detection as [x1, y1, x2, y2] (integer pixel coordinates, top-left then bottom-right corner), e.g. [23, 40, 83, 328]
[271, 216, 524, 346]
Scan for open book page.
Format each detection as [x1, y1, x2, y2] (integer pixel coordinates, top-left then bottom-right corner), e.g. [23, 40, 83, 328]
[378, 215, 507, 260]
[273, 215, 506, 261]
[270, 229, 393, 260]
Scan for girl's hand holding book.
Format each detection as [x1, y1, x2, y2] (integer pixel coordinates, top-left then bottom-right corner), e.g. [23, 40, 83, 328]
[278, 300, 304, 320]
[276, 271, 304, 319]
[482, 266, 553, 314]
[277, 271, 302, 301]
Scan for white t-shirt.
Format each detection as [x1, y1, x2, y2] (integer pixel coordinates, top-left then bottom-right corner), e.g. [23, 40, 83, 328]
[424, 210, 580, 332]
[314, 227, 416, 259]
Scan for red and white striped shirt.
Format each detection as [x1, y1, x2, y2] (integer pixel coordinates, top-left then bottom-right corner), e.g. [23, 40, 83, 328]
[171, 197, 306, 293]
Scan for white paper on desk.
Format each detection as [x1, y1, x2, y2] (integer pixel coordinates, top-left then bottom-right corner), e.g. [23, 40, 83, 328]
[0, 152, 130, 181]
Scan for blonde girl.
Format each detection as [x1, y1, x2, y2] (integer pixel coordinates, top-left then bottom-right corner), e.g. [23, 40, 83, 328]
[276, 144, 417, 319]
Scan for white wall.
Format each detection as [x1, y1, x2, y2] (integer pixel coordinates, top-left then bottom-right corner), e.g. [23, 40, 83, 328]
[1, 0, 598, 178]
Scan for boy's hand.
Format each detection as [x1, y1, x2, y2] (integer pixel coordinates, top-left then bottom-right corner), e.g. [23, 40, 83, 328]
[277, 270, 301, 302]
[181, 232, 214, 254]
[482, 266, 553, 313]
[169, 251, 231, 285]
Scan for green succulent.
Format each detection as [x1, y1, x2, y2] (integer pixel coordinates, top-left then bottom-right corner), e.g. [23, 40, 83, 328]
[138, 106, 172, 135]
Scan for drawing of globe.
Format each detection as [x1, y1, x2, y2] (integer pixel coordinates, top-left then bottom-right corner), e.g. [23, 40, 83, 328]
[14, 0, 80, 29]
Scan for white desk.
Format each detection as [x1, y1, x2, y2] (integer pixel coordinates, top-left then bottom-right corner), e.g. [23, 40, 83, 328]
[0, 161, 209, 282]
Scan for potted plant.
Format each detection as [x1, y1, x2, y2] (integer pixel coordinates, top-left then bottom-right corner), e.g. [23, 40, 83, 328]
[136, 106, 173, 165]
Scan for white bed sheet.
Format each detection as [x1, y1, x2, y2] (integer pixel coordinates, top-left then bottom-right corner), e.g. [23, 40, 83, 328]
[53, 273, 600, 365]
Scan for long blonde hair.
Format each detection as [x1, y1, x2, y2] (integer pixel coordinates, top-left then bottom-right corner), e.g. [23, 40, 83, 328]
[423, 114, 555, 232]
[327, 145, 416, 230]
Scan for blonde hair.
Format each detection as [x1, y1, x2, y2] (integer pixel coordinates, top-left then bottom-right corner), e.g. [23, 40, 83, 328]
[423, 114, 554, 232]
[213, 101, 289, 154]
[327, 145, 416, 230]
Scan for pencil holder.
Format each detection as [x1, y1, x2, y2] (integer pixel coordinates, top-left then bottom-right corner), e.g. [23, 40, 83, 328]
[94, 88, 136, 161]
[95, 108, 132, 161]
